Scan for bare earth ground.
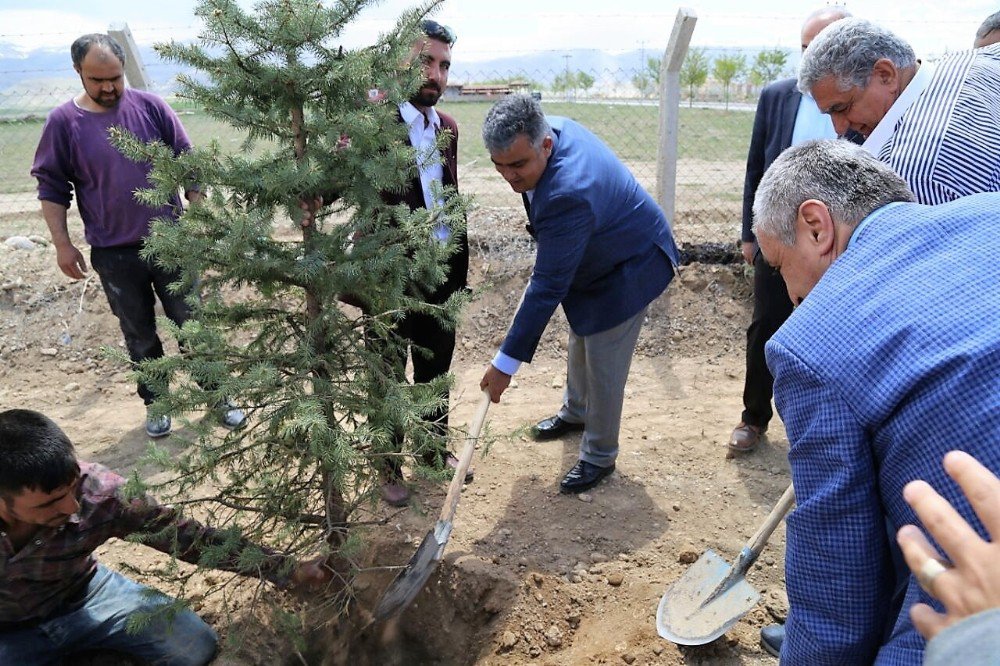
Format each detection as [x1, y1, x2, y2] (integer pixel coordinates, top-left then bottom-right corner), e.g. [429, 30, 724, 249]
[0, 208, 791, 666]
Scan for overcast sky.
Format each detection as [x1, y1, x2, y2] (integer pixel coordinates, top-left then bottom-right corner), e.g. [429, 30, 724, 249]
[1, 1, 995, 61]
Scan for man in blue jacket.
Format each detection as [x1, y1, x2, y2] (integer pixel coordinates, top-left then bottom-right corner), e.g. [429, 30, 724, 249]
[479, 94, 679, 493]
[753, 139, 1000, 664]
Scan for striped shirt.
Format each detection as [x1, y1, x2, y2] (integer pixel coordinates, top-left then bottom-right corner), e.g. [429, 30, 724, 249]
[0, 462, 293, 625]
[865, 43, 1000, 204]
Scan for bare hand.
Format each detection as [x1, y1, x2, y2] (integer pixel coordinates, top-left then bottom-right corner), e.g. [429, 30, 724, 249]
[289, 555, 333, 590]
[480, 365, 511, 404]
[299, 196, 323, 228]
[741, 241, 757, 265]
[55, 242, 88, 280]
[896, 451, 1000, 640]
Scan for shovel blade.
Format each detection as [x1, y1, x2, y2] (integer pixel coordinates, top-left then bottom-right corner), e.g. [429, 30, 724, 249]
[656, 549, 761, 646]
[371, 521, 449, 623]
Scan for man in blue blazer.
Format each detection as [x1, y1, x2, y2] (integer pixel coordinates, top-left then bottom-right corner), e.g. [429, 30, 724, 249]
[478, 94, 679, 493]
[753, 139, 1000, 664]
[729, 6, 849, 455]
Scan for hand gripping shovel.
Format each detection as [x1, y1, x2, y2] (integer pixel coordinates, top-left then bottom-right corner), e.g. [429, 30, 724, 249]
[656, 484, 795, 645]
[371, 391, 492, 624]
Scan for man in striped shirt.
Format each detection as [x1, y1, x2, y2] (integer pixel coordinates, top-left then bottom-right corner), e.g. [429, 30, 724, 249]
[798, 17, 1000, 205]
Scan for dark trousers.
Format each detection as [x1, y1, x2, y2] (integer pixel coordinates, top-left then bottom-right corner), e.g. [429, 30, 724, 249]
[90, 245, 194, 405]
[367, 309, 456, 476]
[741, 249, 795, 428]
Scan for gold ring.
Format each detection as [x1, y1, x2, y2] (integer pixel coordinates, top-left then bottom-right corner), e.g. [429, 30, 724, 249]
[917, 558, 950, 593]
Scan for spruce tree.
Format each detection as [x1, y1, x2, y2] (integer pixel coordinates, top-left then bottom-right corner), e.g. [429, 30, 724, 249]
[111, 0, 469, 615]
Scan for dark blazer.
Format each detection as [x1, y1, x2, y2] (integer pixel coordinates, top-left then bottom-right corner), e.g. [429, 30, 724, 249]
[742, 77, 801, 243]
[500, 117, 680, 363]
[382, 109, 468, 304]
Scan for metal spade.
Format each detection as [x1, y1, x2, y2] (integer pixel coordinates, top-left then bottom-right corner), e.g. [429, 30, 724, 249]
[657, 484, 795, 645]
[371, 391, 492, 624]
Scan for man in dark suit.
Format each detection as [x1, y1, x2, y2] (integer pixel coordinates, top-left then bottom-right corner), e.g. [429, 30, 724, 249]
[376, 20, 469, 507]
[479, 94, 679, 494]
[728, 6, 850, 456]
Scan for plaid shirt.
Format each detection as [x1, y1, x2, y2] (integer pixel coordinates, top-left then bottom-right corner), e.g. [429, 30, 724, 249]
[0, 462, 292, 625]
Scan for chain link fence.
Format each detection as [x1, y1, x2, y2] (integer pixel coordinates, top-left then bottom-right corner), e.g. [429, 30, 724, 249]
[1, 58, 757, 248]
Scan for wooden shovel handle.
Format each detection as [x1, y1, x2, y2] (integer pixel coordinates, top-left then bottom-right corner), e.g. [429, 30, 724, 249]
[746, 484, 795, 559]
[438, 391, 491, 523]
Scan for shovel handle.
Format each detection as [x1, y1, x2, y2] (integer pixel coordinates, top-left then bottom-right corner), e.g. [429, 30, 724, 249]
[438, 391, 491, 524]
[745, 484, 795, 562]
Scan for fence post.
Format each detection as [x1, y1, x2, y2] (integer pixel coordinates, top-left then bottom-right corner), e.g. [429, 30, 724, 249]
[108, 23, 151, 91]
[656, 8, 697, 222]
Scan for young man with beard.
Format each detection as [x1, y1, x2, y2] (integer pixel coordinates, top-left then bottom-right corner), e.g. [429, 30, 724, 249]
[30, 33, 245, 438]
[373, 20, 470, 506]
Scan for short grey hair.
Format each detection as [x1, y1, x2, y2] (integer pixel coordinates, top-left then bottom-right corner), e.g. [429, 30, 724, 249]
[752, 140, 915, 245]
[975, 11, 1000, 46]
[481, 94, 551, 153]
[71, 33, 126, 69]
[798, 18, 916, 94]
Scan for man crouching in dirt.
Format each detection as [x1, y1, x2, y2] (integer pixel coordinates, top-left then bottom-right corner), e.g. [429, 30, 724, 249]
[0, 409, 330, 665]
[478, 94, 680, 494]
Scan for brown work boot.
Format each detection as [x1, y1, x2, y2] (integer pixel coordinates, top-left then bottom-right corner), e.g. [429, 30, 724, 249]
[728, 422, 765, 453]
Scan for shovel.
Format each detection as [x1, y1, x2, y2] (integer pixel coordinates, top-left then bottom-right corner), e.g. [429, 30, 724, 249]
[370, 391, 492, 624]
[656, 484, 795, 645]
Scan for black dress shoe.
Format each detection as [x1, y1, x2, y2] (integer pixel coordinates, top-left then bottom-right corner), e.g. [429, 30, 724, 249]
[760, 623, 784, 657]
[559, 460, 615, 494]
[532, 415, 584, 441]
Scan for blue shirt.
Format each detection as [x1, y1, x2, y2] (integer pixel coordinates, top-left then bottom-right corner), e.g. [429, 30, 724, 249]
[767, 193, 1000, 664]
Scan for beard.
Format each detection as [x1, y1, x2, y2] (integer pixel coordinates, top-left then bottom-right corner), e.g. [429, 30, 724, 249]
[90, 90, 122, 108]
[410, 83, 441, 107]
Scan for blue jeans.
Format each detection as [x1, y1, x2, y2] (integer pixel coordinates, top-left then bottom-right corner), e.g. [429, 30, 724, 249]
[0, 565, 218, 666]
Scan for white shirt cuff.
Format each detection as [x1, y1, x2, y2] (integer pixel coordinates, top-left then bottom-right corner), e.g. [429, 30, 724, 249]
[491, 351, 522, 376]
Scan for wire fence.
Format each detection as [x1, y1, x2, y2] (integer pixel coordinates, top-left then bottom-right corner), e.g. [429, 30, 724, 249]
[0, 61, 763, 248]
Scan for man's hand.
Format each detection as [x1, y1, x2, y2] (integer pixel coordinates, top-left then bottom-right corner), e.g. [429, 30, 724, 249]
[55, 242, 88, 280]
[480, 365, 511, 404]
[896, 451, 1000, 640]
[741, 240, 757, 265]
[289, 555, 333, 590]
[299, 196, 323, 228]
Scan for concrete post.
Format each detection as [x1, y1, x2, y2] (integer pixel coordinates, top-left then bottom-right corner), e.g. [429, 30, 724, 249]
[108, 23, 151, 91]
[655, 8, 697, 221]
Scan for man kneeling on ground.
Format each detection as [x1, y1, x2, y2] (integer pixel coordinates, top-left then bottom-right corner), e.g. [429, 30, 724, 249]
[0, 409, 329, 665]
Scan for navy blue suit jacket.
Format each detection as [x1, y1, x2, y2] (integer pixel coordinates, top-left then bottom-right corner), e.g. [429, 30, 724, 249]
[500, 117, 679, 363]
[742, 78, 800, 243]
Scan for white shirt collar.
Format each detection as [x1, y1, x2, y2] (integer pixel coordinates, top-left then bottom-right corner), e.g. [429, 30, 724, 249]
[398, 101, 441, 131]
[862, 61, 936, 156]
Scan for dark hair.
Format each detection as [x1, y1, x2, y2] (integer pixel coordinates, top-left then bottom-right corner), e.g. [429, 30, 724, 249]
[0, 410, 79, 497]
[421, 19, 457, 46]
[71, 33, 126, 69]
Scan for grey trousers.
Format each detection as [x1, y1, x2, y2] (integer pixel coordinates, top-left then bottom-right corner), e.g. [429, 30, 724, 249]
[557, 307, 647, 468]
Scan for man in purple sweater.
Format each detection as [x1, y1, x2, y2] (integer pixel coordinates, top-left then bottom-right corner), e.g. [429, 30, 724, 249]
[31, 33, 243, 438]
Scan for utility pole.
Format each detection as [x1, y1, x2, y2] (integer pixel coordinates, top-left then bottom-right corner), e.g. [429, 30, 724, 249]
[563, 53, 572, 101]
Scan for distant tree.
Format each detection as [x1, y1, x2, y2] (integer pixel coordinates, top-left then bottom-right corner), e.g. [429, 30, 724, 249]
[713, 54, 746, 110]
[552, 69, 595, 97]
[552, 70, 575, 96]
[680, 47, 709, 107]
[631, 57, 661, 99]
[749, 48, 789, 87]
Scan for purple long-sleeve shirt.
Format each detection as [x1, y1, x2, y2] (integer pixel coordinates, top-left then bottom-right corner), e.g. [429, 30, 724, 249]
[30, 89, 192, 248]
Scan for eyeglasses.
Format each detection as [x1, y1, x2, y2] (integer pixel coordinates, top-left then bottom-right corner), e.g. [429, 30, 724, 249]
[421, 19, 457, 46]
